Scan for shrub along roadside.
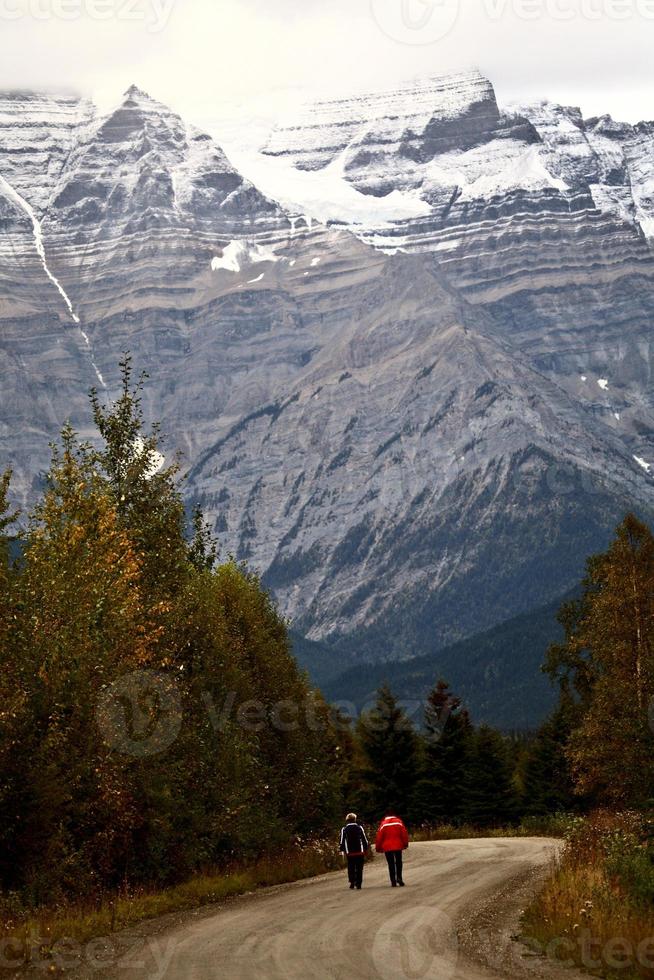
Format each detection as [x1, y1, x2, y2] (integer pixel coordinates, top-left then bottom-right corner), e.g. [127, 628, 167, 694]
[522, 811, 654, 980]
[0, 840, 342, 968]
[410, 813, 574, 842]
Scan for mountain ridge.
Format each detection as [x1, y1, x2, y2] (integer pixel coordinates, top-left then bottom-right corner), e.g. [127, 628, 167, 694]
[1, 73, 654, 715]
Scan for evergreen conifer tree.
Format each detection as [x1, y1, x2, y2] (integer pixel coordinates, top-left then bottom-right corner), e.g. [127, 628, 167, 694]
[520, 700, 576, 816]
[466, 725, 518, 827]
[355, 684, 419, 820]
[411, 680, 473, 825]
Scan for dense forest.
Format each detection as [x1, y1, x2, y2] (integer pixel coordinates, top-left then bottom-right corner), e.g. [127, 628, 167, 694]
[0, 359, 345, 905]
[346, 680, 575, 828]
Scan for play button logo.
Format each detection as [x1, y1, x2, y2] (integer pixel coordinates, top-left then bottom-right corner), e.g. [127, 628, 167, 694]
[370, 0, 460, 45]
[371, 905, 459, 979]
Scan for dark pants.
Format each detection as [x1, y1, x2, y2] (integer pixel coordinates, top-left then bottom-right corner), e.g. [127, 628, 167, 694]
[385, 850, 403, 884]
[347, 855, 364, 887]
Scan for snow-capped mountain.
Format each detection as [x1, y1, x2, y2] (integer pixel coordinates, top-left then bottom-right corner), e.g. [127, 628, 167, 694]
[0, 85, 294, 487]
[260, 68, 654, 249]
[2, 75, 654, 670]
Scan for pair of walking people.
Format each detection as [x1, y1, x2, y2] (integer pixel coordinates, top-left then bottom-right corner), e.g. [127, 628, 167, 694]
[338, 812, 409, 889]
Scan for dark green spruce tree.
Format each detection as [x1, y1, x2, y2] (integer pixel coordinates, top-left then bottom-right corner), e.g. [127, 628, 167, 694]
[411, 680, 473, 825]
[355, 684, 419, 820]
[520, 700, 577, 816]
[466, 725, 518, 827]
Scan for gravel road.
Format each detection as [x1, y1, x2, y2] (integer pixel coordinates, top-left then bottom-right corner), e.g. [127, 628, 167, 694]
[52, 838, 590, 980]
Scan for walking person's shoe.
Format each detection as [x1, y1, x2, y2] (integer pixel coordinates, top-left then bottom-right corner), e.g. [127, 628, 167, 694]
[356, 884, 362, 889]
[398, 880, 405, 886]
[349, 883, 355, 889]
[391, 881, 397, 887]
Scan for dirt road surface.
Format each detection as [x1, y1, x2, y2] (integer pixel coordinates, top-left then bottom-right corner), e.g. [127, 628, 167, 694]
[60, 838, 588, 980]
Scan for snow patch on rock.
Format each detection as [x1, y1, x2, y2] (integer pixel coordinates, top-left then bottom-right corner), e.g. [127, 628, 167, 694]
[211, 240, 279, 273]
[458, 146, 568, 202]
[639, 214, 654, 240]
[0, 172, 80, 324]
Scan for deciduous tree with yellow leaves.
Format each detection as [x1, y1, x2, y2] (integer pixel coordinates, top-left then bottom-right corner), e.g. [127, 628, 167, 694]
[546, 513, 654, 805]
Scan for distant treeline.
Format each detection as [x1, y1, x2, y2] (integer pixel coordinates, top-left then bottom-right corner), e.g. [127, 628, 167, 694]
[342, 679, 574, 828]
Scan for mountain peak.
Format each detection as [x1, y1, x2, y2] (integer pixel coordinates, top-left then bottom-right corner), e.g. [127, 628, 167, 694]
[123, 84, 155, 103]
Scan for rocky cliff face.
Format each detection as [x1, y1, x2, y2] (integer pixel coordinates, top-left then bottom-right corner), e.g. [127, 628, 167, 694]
[263, 70, 539, 190]
[189, 248, 654, 652]
[2, 76, 654, 668]
[0, 86, 292, 500]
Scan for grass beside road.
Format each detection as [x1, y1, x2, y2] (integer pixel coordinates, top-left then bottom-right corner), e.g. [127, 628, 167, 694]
[411, 813, 573, 842]
[0, 841, 341, 968]
[522, 810, 654, 980]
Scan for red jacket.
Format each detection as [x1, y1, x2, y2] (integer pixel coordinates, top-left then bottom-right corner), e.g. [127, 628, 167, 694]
[375, 815, 409, 852]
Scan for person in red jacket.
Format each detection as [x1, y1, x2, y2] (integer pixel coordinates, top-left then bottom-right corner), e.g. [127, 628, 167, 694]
[375, 813, 409, 886]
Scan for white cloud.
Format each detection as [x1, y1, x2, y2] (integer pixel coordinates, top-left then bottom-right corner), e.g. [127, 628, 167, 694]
[0, 0, 651, 127]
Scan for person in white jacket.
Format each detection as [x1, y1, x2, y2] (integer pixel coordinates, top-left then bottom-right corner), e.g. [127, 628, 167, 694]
[339, 813, 370, 889]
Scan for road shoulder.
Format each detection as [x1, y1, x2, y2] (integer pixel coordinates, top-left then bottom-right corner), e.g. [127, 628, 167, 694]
[456, 852, 589, 980]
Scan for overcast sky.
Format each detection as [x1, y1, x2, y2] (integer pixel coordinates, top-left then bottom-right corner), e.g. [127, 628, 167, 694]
[0, 0, 652, 134]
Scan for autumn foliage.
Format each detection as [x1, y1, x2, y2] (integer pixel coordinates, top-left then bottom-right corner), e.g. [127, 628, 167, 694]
[0, 358, 343, 905]
[546, 513, 654, 806]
